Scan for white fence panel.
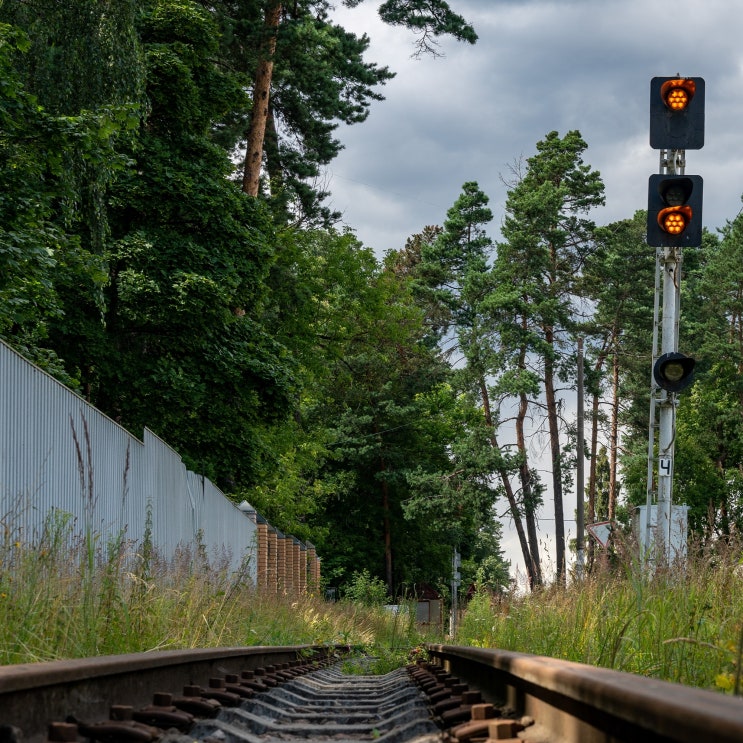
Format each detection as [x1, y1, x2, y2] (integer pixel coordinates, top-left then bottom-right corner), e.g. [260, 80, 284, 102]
[0, 340, 256, 579]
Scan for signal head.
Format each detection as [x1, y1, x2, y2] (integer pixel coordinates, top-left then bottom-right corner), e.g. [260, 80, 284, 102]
[660, 78, 696, 111]
[646, 174, 703, 247]
[653, 352, 695, 393]
[650, 76, 705, 150]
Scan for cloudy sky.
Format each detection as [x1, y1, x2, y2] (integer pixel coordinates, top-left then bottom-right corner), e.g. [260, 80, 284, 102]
[326, 0, 743, 255]
[324, 0, 743, 582]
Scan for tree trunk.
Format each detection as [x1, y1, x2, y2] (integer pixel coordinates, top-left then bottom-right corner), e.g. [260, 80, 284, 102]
[544, 326, 565, 585]
[587, 346, 607, 570]
[381, 474, 393, 596]
[516, 338, 542, 586]
[479, 377, 538, 589]
[264, 102, 283, 191]
[242, 0, 281, 196]
[608, 348, 619, 521]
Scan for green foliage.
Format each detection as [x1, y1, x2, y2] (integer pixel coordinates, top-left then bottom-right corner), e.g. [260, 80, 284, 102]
[206, 0, 395, 225]
[615, 212, 743, 545]
[402, 389, 503, 543]
[41, 0, 294, 489]
[0, 0, 144, 115]
[457, 548, 743, 695]
[220, 224, 493, 596]
[343, 570, 391, 606]
[0, 21, 137, 383]
[495, 131, 605, 582]
[345, 0, 477, 57]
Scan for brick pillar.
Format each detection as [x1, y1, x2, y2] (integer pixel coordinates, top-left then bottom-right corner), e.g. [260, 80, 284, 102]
[267, 528, 278, 594]
[299, 542, 307, 594]
[293, 538, 302, 595]
[284, 535, 295, 594]
[306, 542, 318, 594]
[287, 538, 295, 595]
[277, 533, 287, 594]
[256, 521, 268, 589]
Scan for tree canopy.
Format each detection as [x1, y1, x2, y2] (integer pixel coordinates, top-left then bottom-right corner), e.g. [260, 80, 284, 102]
[3, 0, 743, 596]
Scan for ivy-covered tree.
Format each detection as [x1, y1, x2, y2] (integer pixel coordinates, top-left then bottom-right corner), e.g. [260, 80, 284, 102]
[0, 23, 67, 375]
[0, 13, 139, 384]
[80, 0, 298, 488]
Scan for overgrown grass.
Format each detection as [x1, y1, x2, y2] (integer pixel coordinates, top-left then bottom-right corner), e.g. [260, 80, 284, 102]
[0, 512, 437, 665]
[8, 508, 743, 695]
[457, 541, 743, 694]
[340, 603, 429, 675]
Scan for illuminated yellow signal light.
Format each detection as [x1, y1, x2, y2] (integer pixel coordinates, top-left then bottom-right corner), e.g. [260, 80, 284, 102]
[647, 173, 703, 247]
[658, 205, 693, 235]
[660, 78, 696, 112]
[666, 88, 688, 110]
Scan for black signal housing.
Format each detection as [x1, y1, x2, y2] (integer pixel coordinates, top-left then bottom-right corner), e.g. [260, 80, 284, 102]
[647, 174, 703, 247]
[653, 352, 695, 393]
[650, 76, 705, 150]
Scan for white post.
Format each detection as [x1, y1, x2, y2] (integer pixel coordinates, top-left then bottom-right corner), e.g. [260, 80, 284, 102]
[449, 548, 460, 638]
[576, 337, 585, 578]
[657, 246, 680, 563]
[645, 250, 662, 561]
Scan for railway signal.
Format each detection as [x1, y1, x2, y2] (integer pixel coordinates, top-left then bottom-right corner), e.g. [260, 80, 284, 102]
[653, 351, 695, 393]
[645, 75, 705, 566]
[650, 76, 705, 150]
[646, 174, 703, 247]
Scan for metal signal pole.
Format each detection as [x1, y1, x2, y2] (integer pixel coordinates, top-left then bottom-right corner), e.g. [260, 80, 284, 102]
[657, 150, 683, 562]
[576, 337, 585, 578]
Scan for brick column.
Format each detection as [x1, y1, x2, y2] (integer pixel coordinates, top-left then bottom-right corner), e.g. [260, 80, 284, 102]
[277, 532, 287, 594]
[306, 542, 318, 594]
[285, 534, 294, 595]
[299, 542, 307, 594]
[294, 538, 303, 595]
[284, 535, 295, 595]
[256, 520, 268, 589]
[267, 527, 278, 594]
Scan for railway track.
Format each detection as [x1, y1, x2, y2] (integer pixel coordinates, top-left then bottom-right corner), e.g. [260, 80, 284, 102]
[1, 643, 742, 743]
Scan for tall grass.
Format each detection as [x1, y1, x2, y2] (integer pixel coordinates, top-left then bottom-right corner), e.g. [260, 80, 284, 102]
[457, 540, 743, 694]
[0, 512, 433, 665]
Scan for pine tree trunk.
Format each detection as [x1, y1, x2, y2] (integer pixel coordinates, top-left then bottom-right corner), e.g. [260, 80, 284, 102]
[587, 347, 607, 570]
[544, 327, 565, 584]
[480, 378, 538, 589]
[243, 0, 281, 196]
[609, 349, 619, 521]
[516, 324, 542, 585]
[264, 102, 283, 190]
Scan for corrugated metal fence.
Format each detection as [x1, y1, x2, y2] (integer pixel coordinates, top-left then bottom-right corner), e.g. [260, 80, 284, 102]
[0, 340, 319, 592]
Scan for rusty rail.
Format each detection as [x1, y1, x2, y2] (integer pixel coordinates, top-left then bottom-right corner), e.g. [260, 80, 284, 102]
[4, 643, 743, 743]
[0, 645, 338, 743]
[425, 643, 743, 742]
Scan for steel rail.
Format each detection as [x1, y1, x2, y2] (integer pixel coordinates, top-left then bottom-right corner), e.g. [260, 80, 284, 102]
[0, 645, 334, 743]
[426, 643, 743, 743]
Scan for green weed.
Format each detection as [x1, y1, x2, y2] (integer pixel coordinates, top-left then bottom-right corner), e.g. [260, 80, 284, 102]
[457, 541, 743, 694]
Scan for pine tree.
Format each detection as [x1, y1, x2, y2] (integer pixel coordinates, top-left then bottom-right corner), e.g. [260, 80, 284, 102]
[497, 132, 604, 584]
